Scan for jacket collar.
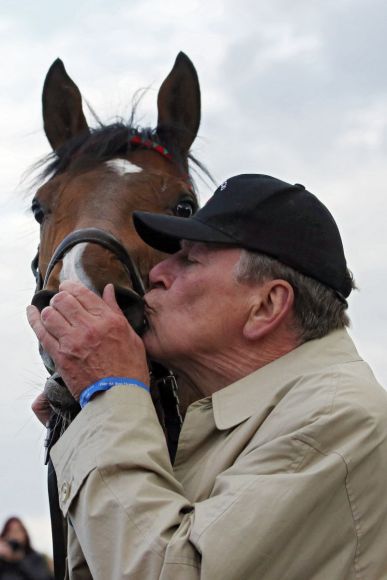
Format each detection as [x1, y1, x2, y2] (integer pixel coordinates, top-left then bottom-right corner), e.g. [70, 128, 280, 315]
[211, 329, 362, 430]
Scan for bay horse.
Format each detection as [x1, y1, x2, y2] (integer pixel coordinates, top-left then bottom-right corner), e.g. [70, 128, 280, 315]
[30, 52, 203, 578]
[31, 52, 203, 423]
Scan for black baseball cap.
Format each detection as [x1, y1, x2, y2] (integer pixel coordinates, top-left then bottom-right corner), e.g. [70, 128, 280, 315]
[133, 174, 353, 299]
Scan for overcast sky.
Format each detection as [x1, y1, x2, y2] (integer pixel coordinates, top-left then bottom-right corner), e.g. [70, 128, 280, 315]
[1, 0, 387, 556]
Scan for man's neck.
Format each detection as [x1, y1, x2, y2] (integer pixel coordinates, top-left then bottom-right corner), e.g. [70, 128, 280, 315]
[170, 332, 300, 401]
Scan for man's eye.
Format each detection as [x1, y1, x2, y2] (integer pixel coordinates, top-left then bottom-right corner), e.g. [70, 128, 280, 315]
[179, 252, 196, 264]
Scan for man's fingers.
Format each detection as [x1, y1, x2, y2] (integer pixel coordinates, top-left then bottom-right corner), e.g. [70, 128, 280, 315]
[40, 303, 71, 338]
[49, 291, 94, 326]
[26, 304, 59, 355]
[102, 283, 121, 313]
[59, 280, 125, 318]
[58, 280, 105, 314]
[26, 304, 41, 327]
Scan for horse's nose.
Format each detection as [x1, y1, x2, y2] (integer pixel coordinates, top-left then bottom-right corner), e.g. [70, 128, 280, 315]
[31, 286, 146, 336]
[114, 286, 147, 336]
[31, 289, 57, 312]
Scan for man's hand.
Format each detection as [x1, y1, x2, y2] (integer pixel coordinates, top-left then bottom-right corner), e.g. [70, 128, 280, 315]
[27, 281, 149, 404]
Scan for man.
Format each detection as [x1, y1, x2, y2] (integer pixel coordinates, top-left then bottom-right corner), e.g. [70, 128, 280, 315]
[28, 174, 387, 579]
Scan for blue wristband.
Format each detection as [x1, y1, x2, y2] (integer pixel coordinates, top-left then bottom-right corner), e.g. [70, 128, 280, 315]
[79, 377, 150, 408]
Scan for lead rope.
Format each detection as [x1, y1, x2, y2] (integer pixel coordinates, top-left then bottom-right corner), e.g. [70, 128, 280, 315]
[45, 413, 67, 580]
[150, 365, 182, 462]
[32, 252, 68, 580]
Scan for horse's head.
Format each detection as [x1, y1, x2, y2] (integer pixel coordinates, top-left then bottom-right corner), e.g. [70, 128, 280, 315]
[30, 53, 202, 420]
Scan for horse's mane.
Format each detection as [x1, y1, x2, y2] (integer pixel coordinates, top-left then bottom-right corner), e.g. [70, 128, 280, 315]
[36, 118, 211, 187]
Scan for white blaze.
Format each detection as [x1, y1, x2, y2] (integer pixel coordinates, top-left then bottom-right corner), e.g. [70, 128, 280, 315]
[59, 243, 98, 292]
[105, 159, 142, 176]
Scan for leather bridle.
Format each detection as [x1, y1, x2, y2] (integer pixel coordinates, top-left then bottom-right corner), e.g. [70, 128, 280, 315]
[37, 227, 146, 294]
[32, 227, 147, 343]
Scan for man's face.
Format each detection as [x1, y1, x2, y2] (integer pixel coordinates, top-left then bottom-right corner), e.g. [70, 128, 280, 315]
[143, 242, 247, 367]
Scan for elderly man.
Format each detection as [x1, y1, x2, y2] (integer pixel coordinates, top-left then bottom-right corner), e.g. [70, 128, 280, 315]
[28, 174, 387, 579]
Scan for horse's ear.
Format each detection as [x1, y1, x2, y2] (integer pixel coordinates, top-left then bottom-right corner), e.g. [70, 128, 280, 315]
[42, 59, 89, 152]
[157, 52, 201, 157]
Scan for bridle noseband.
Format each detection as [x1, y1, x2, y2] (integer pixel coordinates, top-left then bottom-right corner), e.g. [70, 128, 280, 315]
[33, 226, 145, 295]
[32, 227, 147, 340]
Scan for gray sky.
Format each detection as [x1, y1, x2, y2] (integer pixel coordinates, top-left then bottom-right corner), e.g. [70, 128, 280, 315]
[1, 0, 386, 556]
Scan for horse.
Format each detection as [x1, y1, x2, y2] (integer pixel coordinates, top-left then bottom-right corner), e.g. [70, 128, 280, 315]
[29, 52, 204, 579]
[31, 51, 203, 424]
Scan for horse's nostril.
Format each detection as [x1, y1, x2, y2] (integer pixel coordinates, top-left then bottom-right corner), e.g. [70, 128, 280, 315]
[114, 286, 146, 336]
[31, 290, 57, 312]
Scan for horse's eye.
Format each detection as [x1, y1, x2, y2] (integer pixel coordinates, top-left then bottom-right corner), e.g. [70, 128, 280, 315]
[31, 198, 45, 224]
[174, 200, 195, 218]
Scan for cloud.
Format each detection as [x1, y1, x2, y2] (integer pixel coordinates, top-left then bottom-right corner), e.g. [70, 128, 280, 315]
[1, 0, 387, 555]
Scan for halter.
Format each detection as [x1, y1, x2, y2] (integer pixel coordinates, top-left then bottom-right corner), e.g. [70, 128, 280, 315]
[32, 228, 147, 345]
[49, 228, 145, 293]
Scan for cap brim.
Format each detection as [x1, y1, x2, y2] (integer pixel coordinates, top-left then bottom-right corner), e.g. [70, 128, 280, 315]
[132, 211, 235, 253]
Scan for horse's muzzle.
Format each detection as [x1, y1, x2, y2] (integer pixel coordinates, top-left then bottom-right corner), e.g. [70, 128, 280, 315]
[32, 227, 148, 335]
[31, 285, 147, 336]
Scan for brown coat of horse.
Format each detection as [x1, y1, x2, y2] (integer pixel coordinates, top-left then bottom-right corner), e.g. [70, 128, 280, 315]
[31, 52, 203, 424]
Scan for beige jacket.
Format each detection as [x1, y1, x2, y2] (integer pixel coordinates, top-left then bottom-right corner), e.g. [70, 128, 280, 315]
[51, 329, 387, 579]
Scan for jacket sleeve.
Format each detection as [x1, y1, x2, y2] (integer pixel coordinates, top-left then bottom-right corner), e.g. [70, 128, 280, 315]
[51, 385, 355, 580]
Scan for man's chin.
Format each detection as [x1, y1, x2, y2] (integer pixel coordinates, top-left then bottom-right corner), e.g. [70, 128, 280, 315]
[143, 335, 171, 367]
[142, 330, 159, 360]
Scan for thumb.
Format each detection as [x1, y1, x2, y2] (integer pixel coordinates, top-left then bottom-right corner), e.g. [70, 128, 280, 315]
[102, 283, 121, 312]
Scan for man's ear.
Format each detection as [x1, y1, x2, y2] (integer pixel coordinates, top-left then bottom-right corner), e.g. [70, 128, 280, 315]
[243, 280, 295, 341]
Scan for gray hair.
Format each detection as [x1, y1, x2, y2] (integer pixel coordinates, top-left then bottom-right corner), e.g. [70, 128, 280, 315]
[234, 249, 356, 343]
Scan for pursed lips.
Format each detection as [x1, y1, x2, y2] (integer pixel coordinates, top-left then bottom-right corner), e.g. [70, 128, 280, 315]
[143, 296, 157, 325]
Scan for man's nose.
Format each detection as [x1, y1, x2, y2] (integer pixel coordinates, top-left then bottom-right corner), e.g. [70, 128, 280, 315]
[148, 256, 175, 289]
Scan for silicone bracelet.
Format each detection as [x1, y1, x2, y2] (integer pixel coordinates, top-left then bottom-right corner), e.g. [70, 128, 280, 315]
[79, 377, 150, 408]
